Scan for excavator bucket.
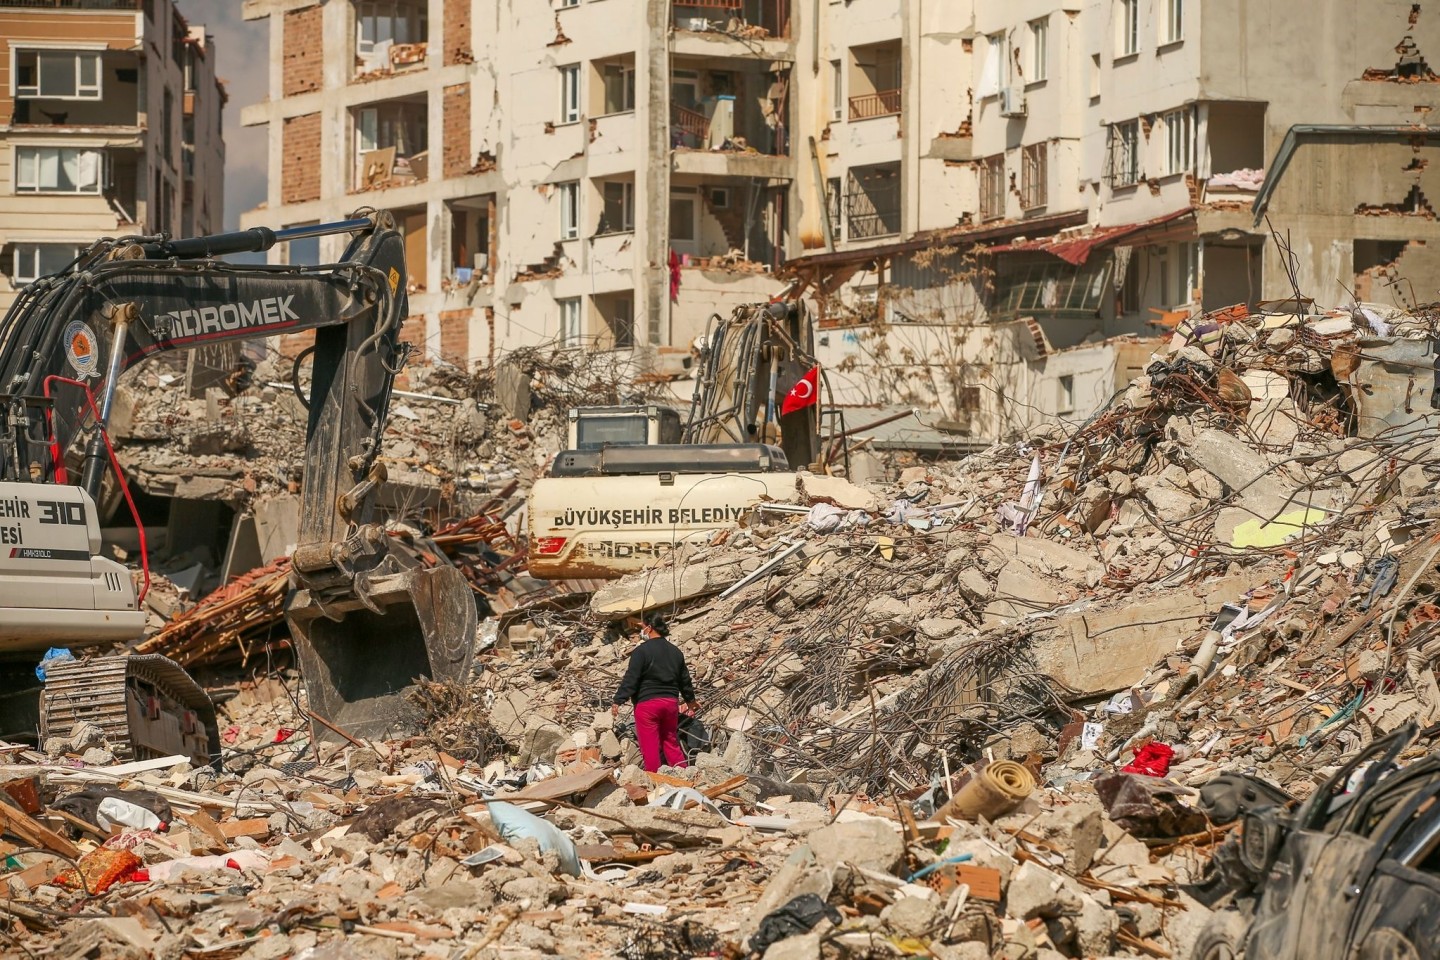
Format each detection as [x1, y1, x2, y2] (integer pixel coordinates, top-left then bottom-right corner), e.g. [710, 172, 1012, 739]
[286, 556, 478, 742]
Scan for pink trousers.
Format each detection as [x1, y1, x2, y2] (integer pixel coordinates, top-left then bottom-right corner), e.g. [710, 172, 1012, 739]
[634, 697, 688, 772]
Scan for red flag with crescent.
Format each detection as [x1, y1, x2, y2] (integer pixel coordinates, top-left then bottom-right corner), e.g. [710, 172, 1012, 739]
[780, 366, 820, 416]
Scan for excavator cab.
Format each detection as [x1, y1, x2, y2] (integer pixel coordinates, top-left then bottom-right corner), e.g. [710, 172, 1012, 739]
[0, 212, 476, 744]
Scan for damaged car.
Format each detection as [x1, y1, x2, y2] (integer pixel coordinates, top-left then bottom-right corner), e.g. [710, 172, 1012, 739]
[1192, 721, 1440, 959]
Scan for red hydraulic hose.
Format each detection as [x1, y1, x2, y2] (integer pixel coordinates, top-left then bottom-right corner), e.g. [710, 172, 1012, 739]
[41, 375, 151, 604]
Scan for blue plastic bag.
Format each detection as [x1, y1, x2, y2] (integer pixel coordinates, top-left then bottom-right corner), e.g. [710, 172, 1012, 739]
[485, 800, 581, 876]
[35, 647, 74, 681]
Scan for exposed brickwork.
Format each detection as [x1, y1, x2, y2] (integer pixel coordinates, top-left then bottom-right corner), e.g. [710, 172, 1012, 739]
[278, 330, 316, 359]
[282, 6, 323, 97]
[439, 309, 471, 368]
[442, 84, 471, 178]
[281, 113, 322, 204]
[444, 0, 472, 65]
[398, 318, 426, 363]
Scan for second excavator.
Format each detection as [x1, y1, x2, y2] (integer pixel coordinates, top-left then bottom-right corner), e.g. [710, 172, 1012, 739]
[0, 210, 477, 752]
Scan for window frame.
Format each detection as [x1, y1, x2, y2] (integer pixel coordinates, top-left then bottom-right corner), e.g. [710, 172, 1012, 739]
[831, 59, 843, 121]
[600, 179, 635, 234]
[558, 180, 580, 240]
[1020, 142, 1048, 211]
[1163, 107, 1194, 177]
[559, 64, 581, 124]
[1106, 119, 1141, 188]
[669, 192, 698, 244]
[1028, 17, 1049, 83]
[355, 1, 427, 55]
[980, 33, 1005, 98]
[11, 242, 81, 285]
[1117, 0, 1139, 58]
[979, 154, 1006, 222]
[15, 49, 103, 101]
[559, 297, 582, 346]
[601, 61, 636, 115]
[1162, 0, 1184, 44]
[15, 145, 105, 195]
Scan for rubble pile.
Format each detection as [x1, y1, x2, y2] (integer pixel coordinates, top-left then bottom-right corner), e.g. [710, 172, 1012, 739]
[8, 301, 1440, 957]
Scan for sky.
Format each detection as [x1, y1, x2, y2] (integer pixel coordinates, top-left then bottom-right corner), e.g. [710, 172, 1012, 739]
[176, 1, 267, 232]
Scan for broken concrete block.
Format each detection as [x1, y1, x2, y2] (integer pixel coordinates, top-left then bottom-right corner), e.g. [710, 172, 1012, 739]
[761, 932, 821, 960]
[881, 895, 941, 939]
[1005, 861, 1081, 921]
[1186, 428, 1297, 517]
[809, 818, 904, 873]
[1141, 483, 1201, 523]
[1031, 799, 1103, 874]
[955, 567, 993, 604]
[984, 559, 1065, 624]
[795, 471, 880, 512]
[749, 845, 834, 930]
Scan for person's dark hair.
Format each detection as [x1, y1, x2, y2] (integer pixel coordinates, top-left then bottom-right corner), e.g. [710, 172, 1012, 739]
[644, 612, 669, 637]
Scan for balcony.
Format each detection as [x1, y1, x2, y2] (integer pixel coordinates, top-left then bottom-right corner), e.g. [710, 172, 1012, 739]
[7, 48, 141, 128]
[670, 58, 789, 158]
[673, 0, 791, 40]
[848, 89, 901, 121]
[351, 94, 428, 193]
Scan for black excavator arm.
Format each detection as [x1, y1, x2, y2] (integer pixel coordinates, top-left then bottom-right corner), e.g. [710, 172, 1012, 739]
[0, 211, 476, 739]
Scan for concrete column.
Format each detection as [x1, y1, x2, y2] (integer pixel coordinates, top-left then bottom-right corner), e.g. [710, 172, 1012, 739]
[641, 0, 672, 346]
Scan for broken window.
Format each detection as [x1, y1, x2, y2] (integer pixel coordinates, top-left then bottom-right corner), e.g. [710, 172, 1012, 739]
[559, 64, 581, 123]
[604, 296, 634, 349]
[16, 146, 104, 194]
[979, 154, 1005, 221]
[559, 297, 582, 346]
[356, 1, 428, 54]
[846, 163, 901, 239]
[1163, 108, 1193, 177]
[599, 180, 635, 234]
[448, 196, 492, 282]
[1106, 119, 1140, 187]
[354, 98, 428, 189]
[10, 243, 82, 285]
[993, 256, 1114, 319]
[602, 62, 635, 114]
[1117, 0, 1139, 56]
[15, 49, 102, 99]
[979, 33, 1003, 98]
[558, 181, 580, 240]
[1162, 0, 1184, 44]
[1021, 143, 1047, 210]
[1029, 17, 1049, 82]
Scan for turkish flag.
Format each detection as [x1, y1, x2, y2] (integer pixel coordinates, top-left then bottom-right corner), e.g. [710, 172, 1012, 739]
[780, 366, 820, 416]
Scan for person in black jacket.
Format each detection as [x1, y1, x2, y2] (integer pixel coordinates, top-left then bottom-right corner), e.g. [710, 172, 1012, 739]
[611, 613, 698, 771]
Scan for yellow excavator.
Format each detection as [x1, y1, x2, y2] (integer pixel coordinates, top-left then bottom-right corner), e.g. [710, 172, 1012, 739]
[0, 211, 477, 760]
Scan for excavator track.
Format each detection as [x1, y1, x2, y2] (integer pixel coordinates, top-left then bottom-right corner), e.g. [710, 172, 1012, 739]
[40, 654, 220, 767]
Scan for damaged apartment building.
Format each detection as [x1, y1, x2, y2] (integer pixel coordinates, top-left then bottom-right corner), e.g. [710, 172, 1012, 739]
[795, 0, 1440, 441]
[236, 0, 1440, 442]
[0, 0, 226, 314]
[240, 0, 799, 368]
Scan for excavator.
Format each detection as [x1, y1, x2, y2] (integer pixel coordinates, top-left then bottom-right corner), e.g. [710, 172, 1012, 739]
[0, 210, 477, 757]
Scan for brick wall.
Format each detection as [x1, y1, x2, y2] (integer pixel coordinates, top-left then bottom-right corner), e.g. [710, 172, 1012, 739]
[444, 0, 472, 65]
[442, 84, 471, 179]
[281, 113, 322, 204]
[282, 6, 323, 97]
[398, 318, 426, 364]
[278, 330, 316, 359]
[439, 309, 471, 368]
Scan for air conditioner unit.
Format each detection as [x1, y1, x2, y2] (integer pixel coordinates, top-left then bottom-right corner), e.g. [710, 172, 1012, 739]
[999, 87, 1027, 118]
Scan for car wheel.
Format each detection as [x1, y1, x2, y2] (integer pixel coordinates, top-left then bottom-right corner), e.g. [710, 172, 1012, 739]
[1356, 929, 1420, 960]
[1192, 908, 1250, 960]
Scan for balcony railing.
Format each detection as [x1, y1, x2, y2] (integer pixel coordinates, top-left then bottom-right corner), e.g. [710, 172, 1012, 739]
[671, 103, 709, 142]
[848, 89, 902, 121]
[846, 193, 900, 240]
[673, 0, 791, 38]
[1, 0, 141, 7]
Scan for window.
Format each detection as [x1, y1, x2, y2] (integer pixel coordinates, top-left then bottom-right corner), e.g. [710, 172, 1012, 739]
[1090, 53, 1102, 99]
[559, 297, 582, 346]
[979, 154, 1005, 221]
[1058, 375, 1075, 414]
[558, 181, 580, 240]
[1028, 18, 1048, 83]
[609, 297, 634, 349]
[15, 50, 102, 100]
[827, 176, 842, 240]
[670, 193, 697, 243]
[1021, 142, 1047, 210]
[979, 33, 1004, 97]
[600, 180, 634, 233]
[1162, 0, 1184, 44]
[1163, 108, 1193, 176]
[559, 0, 580, 7]
[356, 1, 427, 54]
[16, 146, 103, 194]
[559, 64, 581, 123]
[1117, 0, 1139, 57]
[11, 243, 80, 284]
[709, 187, 730, 209]
[602, 62, 635, 114]
[994, 257, 1114, 318]
[1106, 119, 1140, 187]
[831, 59, 843, 120]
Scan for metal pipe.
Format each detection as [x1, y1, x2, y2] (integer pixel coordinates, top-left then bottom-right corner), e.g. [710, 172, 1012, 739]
[140, 217, 375, 260]
[1253, 124, 1440, 224]
[81, 304, 134, 497]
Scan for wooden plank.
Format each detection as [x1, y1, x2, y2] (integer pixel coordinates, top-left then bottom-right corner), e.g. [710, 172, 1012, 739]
[490, 767, 614, 802]
[0, 802, 79, 858]
[218, 819, 271, 840]
[178, 809, 229, 853]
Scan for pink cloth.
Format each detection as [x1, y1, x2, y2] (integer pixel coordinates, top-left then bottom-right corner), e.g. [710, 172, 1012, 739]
[634, 697, 688, 772]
